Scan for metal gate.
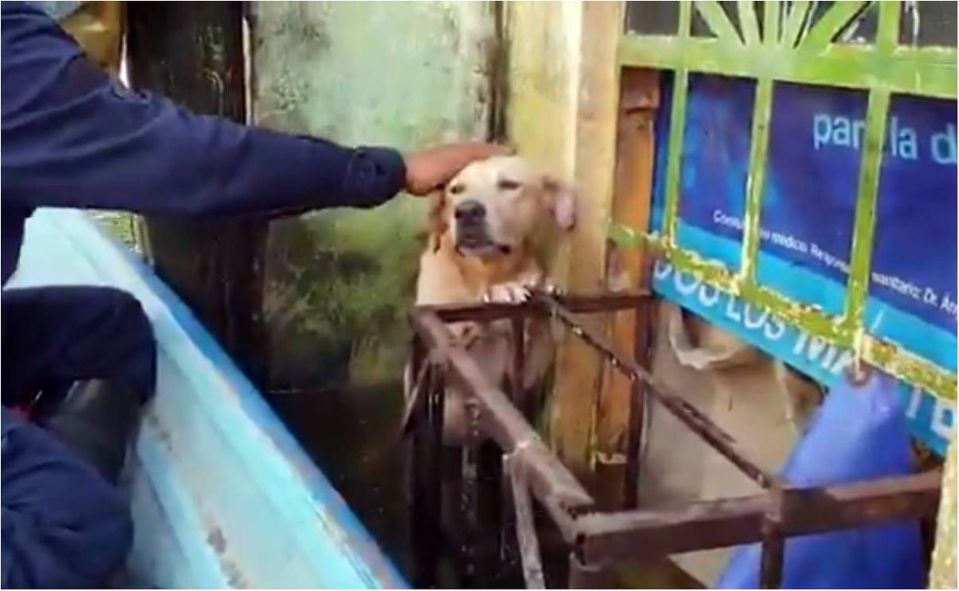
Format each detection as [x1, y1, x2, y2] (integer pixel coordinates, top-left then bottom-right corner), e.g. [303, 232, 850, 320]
[408, 2, 953, 588]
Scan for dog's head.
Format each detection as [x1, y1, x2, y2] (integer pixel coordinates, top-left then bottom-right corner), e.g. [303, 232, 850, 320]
[427, 156, 577, 258]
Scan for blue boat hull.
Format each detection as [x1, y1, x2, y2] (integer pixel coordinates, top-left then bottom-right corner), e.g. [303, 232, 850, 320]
[9, 209, 408, 589]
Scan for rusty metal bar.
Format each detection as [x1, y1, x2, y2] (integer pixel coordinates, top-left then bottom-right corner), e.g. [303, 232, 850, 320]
[506, 455, 546, 589]
[759, 530, 785, 589]
[400, 337, 434, 438]
[411, 309, 595, 512]
[624, 295, 654, 508]
[539, 294, 781, 489]
[411, 292, 944, 587]
[541, 491, 582, 544]
[577, 492, 766, 563]
[409, 336, 440, 588]
[512, 316, 526, 410]
[575, 469, 941, 565]
[759, 485, 785, 589]
[427, 365, 446, 532]
[778, 469, 942, 533]
[424, 290, 651, 323]
[568, 552, 614, 589]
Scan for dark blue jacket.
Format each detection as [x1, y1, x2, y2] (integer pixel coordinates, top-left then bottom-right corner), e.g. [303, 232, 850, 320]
[1, 3, 406, 587]
[1, 1, 407, 285]
[1, 407, 134, 588]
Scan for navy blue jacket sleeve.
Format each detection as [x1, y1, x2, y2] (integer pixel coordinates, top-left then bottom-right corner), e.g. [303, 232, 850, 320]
[1, 407, 133, 588]
[1, 2, 406, 217]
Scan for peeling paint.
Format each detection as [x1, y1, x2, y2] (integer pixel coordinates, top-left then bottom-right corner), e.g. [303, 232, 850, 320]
[251, 2, 494, 572]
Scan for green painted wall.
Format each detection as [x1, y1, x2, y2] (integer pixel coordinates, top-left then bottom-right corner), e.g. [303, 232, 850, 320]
[250, 1, 495, 569]
[252, 1, 494, 389]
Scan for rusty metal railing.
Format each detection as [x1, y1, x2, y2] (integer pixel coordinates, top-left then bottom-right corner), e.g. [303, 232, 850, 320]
[406, 291, 942, 589]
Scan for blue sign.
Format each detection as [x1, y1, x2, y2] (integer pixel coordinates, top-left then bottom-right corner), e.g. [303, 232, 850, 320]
[650, 75, 957, 455]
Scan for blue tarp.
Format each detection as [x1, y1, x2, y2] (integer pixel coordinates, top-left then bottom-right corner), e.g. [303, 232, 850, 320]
[716, 372, 925, 589]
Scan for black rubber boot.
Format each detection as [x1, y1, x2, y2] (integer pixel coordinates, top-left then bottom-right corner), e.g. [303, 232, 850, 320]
[41, 379, 146, 483]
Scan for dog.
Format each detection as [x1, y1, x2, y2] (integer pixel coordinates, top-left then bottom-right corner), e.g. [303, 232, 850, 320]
[403, 155, 578, 444]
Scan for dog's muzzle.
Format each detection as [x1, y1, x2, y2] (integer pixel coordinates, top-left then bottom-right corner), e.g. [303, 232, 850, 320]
[454, 199, 492, 248]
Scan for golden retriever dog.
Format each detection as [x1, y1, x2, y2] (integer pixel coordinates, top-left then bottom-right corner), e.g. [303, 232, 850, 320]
[404, 155, 577, 444]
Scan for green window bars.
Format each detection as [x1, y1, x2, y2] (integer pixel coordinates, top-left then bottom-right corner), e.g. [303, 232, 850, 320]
[611, 1, 957, 404]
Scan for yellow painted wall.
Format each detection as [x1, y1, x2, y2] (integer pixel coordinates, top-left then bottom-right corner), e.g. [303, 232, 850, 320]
[55, 2, 124, 75]
[930, 436, 957, 589]
[505, 1, 622, 475]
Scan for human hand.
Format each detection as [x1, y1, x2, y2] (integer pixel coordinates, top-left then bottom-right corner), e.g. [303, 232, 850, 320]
[404, 142, 513, 196]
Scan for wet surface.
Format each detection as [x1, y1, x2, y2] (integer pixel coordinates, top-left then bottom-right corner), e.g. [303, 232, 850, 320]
[264, 381, 704, 589]
[267, 382, 545, 588]
[267, 382, 415, 577]
[264, 372, 707, 589]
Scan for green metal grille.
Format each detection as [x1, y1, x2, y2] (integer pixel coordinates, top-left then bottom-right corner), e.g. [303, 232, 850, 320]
[612, 1, 957, 402]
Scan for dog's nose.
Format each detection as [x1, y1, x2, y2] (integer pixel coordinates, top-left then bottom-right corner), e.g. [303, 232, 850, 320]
[454, 200, 486, 223]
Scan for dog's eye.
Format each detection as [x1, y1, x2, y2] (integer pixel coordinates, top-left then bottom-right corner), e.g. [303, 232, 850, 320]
[498, 179, 521, 191]
[449, 183, 465, 195]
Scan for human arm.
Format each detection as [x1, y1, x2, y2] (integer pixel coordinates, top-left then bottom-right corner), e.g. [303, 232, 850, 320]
[2, 3, 505, 217]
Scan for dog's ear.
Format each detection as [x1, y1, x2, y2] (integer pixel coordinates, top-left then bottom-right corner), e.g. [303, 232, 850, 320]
[542, 175, 577, 232]
[426, 191, 448, 252]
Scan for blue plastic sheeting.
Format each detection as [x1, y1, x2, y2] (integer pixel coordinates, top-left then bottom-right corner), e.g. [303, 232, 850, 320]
[8, 209, 408, 589]
[716, 371, 925, 589]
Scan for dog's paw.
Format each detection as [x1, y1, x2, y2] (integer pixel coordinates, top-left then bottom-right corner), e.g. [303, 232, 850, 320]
[542, 280, 563, 297]
[482, 282, 533, 304]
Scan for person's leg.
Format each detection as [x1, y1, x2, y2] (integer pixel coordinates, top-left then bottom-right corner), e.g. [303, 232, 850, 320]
[2, 286, 156, 401]
[45, 379, 149, 483]
[1, 407, 134, 589]
[1, 286, 157, 480]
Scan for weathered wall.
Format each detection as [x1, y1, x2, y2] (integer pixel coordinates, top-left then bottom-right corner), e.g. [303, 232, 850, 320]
[504, 3, 580, 179]
[505, 1, 623, 477]
[250, 1, 495, 569]
[930, 435, 957, 588]
[251, 1, 494, 389]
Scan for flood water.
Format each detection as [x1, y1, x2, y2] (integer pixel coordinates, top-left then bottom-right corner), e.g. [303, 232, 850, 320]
[267, 382, 565, 588]
[265, 382, 701, 589]
[267, 382, 416, 576]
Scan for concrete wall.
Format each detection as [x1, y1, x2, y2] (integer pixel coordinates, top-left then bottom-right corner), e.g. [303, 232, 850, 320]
[250, 1, 495, 568]
[930, 437, 956, 588]
[251, 1, 494, 389]
[505, 1, 623, 475]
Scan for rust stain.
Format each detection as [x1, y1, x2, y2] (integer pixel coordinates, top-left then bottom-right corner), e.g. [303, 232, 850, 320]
[205, 524, 249, 588]
[221, 561, 248, 589]
[206, 525, 227, 554]
[143, 413, 179, 459]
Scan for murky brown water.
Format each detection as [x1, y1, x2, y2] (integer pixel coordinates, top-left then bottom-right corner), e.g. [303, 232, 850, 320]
[267, 382, 415, 575]
[266, 382, 554, 588]
[265, 382, 703, 589]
